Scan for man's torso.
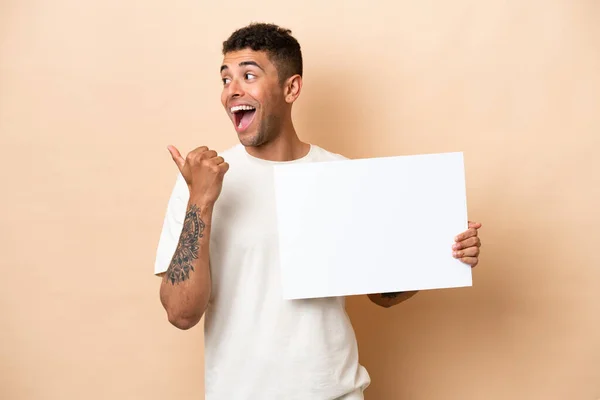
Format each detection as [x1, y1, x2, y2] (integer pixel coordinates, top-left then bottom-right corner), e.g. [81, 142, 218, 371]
[158, 143, 371, 399]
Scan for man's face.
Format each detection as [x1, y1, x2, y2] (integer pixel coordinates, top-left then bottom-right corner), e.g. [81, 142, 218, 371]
[220, 49, 286, 147]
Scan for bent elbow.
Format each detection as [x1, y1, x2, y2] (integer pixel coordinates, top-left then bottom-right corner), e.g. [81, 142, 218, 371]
[367, 294, 391, 308]
[159, 287, 208, 330]
[161, 297, 204, 330]
[373, 300, 394, 308]
[167, 312, 202, 330]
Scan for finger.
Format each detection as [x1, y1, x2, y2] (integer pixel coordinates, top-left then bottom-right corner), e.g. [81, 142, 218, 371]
[167, 145, 185, 171]
[213, 156, 225, 165]
[468, 221, 482, 229]
[459, 256, 479, 268]
[193, 146, 209, 153]
[455, 227, 478, 242]
[453, 236, 481, 250]
[201, 150, 218, 160]
[453, 246, 480, 258]
[185, 146, 209, 161]
[219, 162, 230, 174]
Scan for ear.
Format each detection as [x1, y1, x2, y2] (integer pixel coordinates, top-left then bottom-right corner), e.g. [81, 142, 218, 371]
[283, 74, 303, 104]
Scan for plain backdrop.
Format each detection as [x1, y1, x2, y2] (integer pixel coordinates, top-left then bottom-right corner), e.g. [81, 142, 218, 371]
[1, 1, 598, 399]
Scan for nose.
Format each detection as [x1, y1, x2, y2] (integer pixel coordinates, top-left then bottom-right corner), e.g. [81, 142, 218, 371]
[227, 78, 244, 99]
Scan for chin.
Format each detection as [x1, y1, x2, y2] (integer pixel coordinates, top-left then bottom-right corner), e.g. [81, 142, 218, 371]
[237, 131, 266, 148]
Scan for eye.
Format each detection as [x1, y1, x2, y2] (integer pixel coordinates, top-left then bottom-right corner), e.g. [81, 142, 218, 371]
[222, 77, 231, 85]
[245, 72, 256, 80]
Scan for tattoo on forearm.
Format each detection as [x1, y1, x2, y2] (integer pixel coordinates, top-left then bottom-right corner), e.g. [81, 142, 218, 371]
[380, 291, 405, 299]
[165, 204, 205, 285]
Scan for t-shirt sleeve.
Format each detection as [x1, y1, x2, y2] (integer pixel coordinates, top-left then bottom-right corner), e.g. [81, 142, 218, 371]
[153, 173, 190, 276]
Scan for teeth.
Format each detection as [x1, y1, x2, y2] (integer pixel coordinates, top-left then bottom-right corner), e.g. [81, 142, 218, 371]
[230, 105, 256, 113]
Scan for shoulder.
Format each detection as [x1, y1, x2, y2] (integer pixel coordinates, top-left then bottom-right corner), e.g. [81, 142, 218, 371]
[310, 145, 349, 162]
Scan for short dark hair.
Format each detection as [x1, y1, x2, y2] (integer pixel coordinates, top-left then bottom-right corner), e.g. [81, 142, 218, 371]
[222, 23, 303, 83]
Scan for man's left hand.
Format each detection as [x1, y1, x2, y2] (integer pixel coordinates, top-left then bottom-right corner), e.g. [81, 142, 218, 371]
[452, 221, 482, 268]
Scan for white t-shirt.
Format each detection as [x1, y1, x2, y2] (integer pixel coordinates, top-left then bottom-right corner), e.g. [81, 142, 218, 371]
[154, 143, 371, 399]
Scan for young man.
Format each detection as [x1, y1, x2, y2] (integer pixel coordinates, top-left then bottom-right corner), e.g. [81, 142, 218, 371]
[154, 23, 482, 400]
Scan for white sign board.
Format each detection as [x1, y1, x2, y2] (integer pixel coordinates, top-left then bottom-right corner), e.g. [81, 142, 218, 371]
[273, 152, 472, 300]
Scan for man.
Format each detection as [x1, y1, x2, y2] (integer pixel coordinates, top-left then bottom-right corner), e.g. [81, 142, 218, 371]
[154, 23, 482, 400]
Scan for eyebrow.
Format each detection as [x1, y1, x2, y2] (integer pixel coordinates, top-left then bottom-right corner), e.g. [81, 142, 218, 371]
[220, 61, 265, 73]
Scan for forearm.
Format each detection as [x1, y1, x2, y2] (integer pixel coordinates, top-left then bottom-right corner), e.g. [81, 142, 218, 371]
[159, 197, 213, 329]
[367, 290, 419, 308]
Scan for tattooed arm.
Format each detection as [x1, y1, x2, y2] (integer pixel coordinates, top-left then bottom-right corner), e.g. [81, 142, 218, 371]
[367, 290, 419, 308]
[158, 145, 229, 330]
[159, 199, 214, 330]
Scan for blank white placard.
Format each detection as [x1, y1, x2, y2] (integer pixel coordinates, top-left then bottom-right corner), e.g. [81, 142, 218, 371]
[273, 152, 472, 300]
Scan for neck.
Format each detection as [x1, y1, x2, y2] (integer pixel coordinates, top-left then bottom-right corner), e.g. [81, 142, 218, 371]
[244, 114, 310, 162]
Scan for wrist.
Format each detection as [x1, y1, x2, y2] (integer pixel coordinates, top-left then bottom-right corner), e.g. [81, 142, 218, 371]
[187, 196, 215, 219]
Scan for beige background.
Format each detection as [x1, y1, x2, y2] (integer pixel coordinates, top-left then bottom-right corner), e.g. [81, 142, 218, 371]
[1, 0, 599, 399]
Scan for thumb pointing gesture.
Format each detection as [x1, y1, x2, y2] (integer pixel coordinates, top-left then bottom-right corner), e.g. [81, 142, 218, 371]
[166, 144, 227, 205]
[167, 145, 185, 172]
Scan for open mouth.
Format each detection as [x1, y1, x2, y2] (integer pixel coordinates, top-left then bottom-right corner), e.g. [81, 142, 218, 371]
[231, 105, 256, 131]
